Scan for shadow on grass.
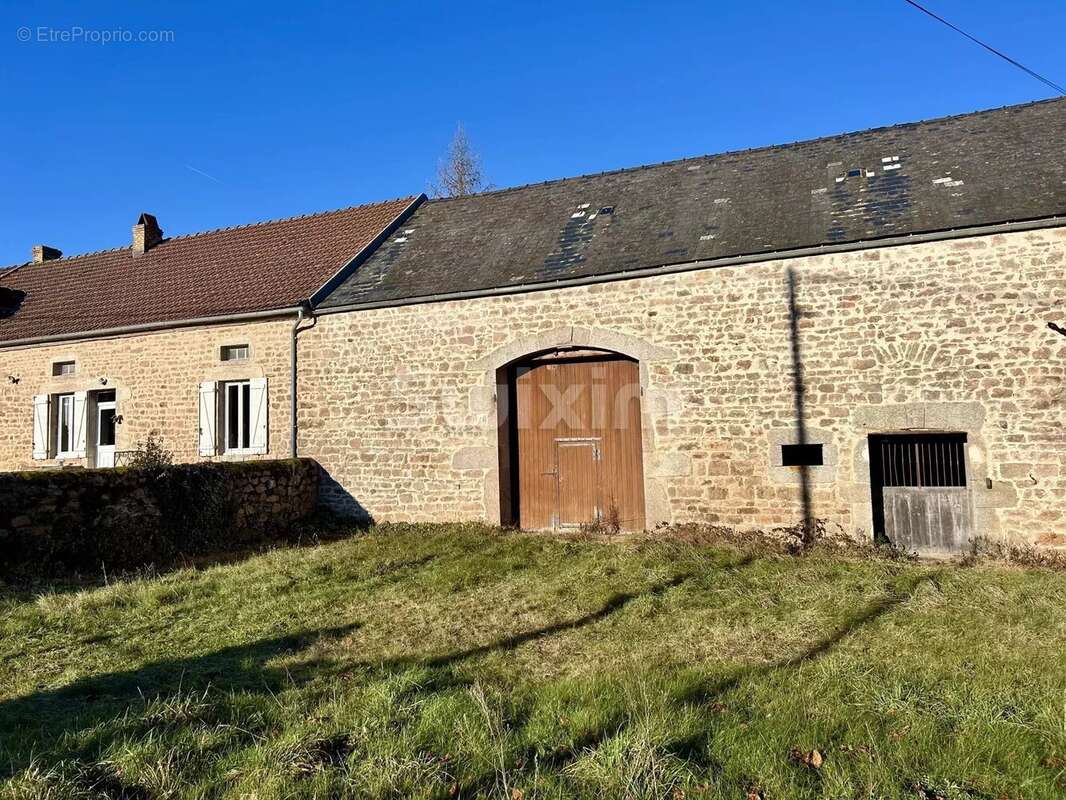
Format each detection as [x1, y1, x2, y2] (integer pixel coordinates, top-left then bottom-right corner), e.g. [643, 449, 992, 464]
[687, 572, 941, 707]
[0, 557, 709, 781]
[2, 552, 926, 791]
[0, 624, 359, 778]
[424, 569, 698, 669]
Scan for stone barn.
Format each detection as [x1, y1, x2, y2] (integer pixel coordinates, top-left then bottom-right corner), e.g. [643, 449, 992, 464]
[1, 98, 1065, 555]
[303, 98, 1066, 554]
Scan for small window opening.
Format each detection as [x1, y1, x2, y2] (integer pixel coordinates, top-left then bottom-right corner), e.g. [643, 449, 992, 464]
[221, 344, 250, 362]
[52, 360, 76, 376]
[781, 443, 823, 467]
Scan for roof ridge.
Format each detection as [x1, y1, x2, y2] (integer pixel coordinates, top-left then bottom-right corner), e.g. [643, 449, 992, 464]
[0, 195, 419, 270]
[428, 95, 1066, 203]
[161, 194, 419, 244]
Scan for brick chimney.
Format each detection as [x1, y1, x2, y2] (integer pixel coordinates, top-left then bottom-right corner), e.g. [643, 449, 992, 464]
[31, 245, 63, 264]
[132, 213, 163, 256]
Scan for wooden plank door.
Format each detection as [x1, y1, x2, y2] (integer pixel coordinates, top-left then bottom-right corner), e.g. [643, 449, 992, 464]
[883, 488, 973, 554]
[513, 353, 645, 530]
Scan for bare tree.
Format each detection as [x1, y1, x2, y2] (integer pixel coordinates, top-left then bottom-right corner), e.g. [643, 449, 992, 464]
[430, 124, 488, 198]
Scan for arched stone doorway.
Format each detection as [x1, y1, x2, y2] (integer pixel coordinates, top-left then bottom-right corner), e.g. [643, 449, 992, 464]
[497, 346, 646, 530]
[471, 326, 677, 531]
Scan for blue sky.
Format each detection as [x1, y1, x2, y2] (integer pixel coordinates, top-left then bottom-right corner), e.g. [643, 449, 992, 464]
[1, 0, 1063, 266]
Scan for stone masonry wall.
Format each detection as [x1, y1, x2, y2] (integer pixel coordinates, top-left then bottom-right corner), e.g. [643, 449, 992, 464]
[0, 318, 294, 470]
[1, 227, 1063, 546]
[299, 226, 1066, 546]
[0, 458, 320, 578]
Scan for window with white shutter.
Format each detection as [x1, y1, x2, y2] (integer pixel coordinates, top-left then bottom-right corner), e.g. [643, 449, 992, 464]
[32, 391, 93, 461]
[217, 378, 268, 455]
[201, 379, 268, 456]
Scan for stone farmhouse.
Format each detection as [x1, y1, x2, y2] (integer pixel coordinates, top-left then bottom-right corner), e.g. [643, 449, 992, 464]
[2, 98, 1065, 555]
[0, 198, 418, 468]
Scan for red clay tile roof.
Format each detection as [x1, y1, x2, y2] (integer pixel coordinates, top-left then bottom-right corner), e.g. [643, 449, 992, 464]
[0, 197, 418, 343]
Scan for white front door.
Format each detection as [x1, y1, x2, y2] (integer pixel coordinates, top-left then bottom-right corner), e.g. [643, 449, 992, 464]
[95, 400, 117, 468]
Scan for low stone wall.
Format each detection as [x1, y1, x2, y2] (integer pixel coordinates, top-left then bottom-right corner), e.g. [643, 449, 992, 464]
[0, 458, 320, 579]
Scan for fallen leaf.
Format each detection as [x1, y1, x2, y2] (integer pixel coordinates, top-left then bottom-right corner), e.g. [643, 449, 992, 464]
[789, 747, 824, 770]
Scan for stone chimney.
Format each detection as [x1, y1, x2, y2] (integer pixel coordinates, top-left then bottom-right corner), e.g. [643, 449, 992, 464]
[132, 213, 164, 256]
[31, 245, 63, 264]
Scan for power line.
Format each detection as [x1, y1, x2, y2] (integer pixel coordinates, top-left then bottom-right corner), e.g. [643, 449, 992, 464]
[903, 0, 1066, 96]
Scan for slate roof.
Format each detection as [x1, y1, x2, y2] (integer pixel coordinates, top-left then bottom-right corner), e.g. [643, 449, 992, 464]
[322, 98, 1066, 309]
[0, 197, 418, 343]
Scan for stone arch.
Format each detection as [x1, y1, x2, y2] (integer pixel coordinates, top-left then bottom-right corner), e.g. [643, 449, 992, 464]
[471, 325, 674, 382]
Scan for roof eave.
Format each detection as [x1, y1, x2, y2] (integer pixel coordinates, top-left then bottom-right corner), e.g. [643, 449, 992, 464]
[0, 305, 303, 350]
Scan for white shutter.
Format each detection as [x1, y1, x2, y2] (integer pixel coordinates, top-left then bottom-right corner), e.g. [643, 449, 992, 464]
[32, 394, 50, 460]
[72, 391, 88, 458]
[248, 377, 268, 455]
[198, 381, 218, 457]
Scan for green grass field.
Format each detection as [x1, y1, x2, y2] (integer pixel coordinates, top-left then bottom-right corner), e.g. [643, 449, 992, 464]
[1, 524, 1064, 799]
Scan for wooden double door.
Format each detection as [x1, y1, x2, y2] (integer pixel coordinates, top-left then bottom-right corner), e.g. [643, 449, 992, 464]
[509, 352, 646, 530]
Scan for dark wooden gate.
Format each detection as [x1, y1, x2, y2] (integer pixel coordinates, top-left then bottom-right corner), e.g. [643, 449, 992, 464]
[509, 351, 645, 530]
[869, 433, 972, 555]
